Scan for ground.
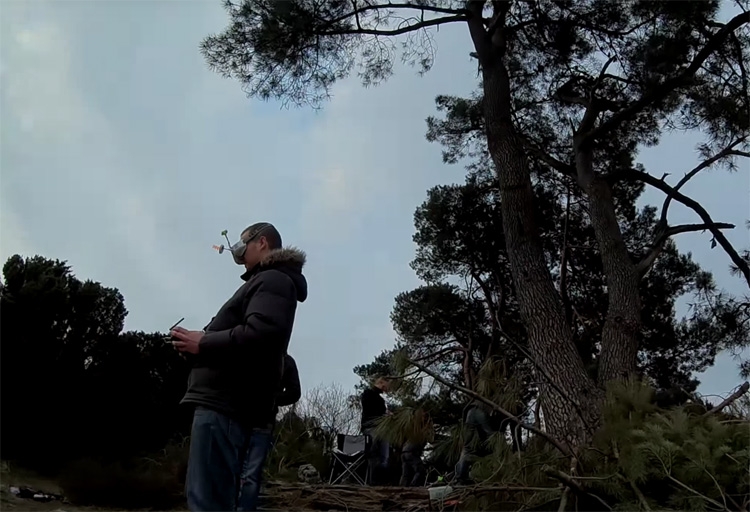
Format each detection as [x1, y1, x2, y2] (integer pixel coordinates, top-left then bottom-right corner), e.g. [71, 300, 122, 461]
[1, 463, 436, 512]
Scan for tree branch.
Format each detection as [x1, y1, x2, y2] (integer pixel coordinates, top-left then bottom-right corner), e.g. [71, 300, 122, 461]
[406, 356, 574, 457]
[702, 381, 750, 416]
[522, 139, 576, 178]
[323, 14, 468, 37]
[660, 138, 748, 227]
[584, 11, 750, 143]
[627, 168, 750, 287]
[327, 2, 469, 26]
[543, 466, 612, 511]
[637, 223, 735, 277]
[666, 222, 735, 237]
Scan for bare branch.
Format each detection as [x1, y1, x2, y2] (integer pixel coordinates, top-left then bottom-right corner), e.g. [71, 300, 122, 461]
[627, 168, 750, 287]
[543, 466, 613, 511]
[702, 381, 750, 417]
[637, 223, 736, 277]
[327, 2, 469, 26]
[660, 138, 748, 227]
[324, 11, 468, 37]
[521, 138, 576, 178]
[585, 12, 750, 143]
[407, 356, 574, 457]
[666, 222, 735, 237]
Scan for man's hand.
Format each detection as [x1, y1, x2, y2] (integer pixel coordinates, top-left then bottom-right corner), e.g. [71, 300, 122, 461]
[170, 326, 204, 355]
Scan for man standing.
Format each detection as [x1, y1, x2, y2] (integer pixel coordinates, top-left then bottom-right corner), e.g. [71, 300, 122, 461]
[399, 440, 426, 487]
[360, 376, 390, 485]
[171, 223, 307, 512]
[454, 402, 498, 484]
[238, 353, 301, 511]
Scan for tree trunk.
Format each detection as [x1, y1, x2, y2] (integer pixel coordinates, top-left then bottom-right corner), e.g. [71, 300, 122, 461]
[477, 59, 601, 444]
[578, 172, 642, 384]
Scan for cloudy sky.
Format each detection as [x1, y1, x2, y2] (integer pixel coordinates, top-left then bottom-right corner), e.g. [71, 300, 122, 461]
[1, 0, 748, 401]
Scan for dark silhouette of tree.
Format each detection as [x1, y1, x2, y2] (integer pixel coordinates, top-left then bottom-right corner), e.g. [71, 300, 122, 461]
[203, 0, 750, 445]
[1, 255, 191, 471]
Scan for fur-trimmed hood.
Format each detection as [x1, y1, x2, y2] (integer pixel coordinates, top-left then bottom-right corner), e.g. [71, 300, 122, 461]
[242, 246, 308, 302]
[259, 246, 306, 270]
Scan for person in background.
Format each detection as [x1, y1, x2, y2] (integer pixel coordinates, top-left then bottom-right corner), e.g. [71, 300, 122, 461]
[171, 222, 307, 512]
[454, 402, 499, 484]
[399, 440, 426, 487]
[360, 376, 391, 485]
[238, 353, 301, 511]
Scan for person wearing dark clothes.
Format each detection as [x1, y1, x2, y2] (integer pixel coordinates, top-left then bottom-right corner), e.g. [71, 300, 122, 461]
[360, 376, 390, 485]
[171, 223, 307, 512]
[454, 403, 501, 484]
[399, 441, 426, 487]
[239, 353, 301, 511]
[274, 354, 301, 413]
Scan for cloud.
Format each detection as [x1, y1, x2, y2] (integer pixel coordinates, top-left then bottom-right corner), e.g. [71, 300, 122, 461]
[1, 17, 197, 321]
[0, 209, 35, 262]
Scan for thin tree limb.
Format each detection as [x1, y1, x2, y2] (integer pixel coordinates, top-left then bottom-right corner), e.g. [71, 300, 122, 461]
[542, 466, 612, 511]
[406, 356, 574, 457]
[584, 11, 750, 143]
[702, 381, 750, 416]
[612, 441, 652, 512]
[637, 222, 736, 277]
[660, 138, 748, 227]
[626, 168, 750, 287]
[324, 14, 468, 37]
[327, 2, 468, 26]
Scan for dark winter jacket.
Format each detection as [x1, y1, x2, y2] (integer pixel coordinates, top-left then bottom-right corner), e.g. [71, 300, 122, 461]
[360, 387, 386, 431]
[273, 354, 301, 417]
[181, 247, 308, 427]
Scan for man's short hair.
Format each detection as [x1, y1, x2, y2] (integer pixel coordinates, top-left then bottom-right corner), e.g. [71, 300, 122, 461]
[243, 222, 282, 250]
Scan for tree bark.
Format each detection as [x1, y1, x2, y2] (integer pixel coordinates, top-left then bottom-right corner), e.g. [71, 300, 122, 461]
[467, 9, 602, 443]
[581, 176, 642, 384]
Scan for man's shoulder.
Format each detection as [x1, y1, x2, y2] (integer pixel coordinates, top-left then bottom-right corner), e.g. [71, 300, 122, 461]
[247, 267, 296, 292]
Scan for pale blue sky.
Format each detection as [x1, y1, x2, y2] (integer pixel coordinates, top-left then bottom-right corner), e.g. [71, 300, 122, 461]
[1, 0, 748, 401]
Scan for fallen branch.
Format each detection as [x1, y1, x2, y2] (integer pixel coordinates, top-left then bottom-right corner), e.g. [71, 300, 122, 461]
[262, 481, 562, 511]
[407, 357, 573, 457]
[543, 466, 612, 511]
[703, 381, 750, 417]
[612, 442, 652, 512]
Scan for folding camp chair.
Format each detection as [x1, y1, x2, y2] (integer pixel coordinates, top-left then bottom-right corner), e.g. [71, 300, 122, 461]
[328, 434, 370, 485]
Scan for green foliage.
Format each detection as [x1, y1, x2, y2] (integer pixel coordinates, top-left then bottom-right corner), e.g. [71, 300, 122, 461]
[374, 406, 434, 447]
[587, 379, 750, 511]
[265, 411, 330, 481]
[454, 381, 749, 511]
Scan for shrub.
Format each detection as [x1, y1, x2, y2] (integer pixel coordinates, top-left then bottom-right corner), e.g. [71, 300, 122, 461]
[59, 440, 189, 510]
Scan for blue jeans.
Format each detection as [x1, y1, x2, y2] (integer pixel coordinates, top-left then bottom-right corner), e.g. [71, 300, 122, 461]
[237, 427, 273, 511]
[185, 407, 273, 512]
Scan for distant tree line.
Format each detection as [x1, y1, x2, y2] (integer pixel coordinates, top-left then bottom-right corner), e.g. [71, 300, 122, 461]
[0, 255, 192, 473]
